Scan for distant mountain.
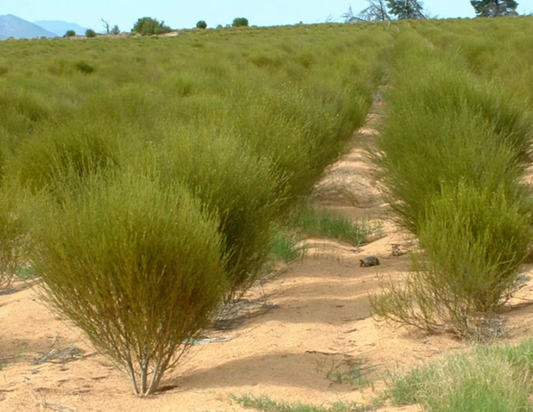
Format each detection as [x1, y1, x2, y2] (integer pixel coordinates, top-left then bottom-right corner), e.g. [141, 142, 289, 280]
[0, 14, 56, 40]
[34, 20, 90, 37]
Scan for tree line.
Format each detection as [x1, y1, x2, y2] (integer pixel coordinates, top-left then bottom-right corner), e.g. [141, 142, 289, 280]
[64, 17, 250, 38]
[344, 0, 519, 22]
[64, 1, 521, 38]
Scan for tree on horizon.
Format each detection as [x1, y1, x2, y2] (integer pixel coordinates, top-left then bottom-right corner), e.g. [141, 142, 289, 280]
[387, 0, 426, 19]
[347, 0, 424, 22]
[101, 18, 110, 34]
[342, 1, 391, 23]
[471, 0, 519, 17]
[363, 0, 391, 21]
[232, 17, 249, 27]
[131, 17, 171, 36]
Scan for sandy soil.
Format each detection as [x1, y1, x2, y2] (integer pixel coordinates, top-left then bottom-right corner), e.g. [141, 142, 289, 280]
[2, 105, 533, 412]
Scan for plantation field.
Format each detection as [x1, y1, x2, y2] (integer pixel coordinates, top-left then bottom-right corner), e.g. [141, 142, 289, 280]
[2, 99, 533, 412]
[2, 16, 533, 411]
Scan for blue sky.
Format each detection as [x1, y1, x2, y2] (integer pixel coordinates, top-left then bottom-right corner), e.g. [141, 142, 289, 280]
[4, 1, 533, 31]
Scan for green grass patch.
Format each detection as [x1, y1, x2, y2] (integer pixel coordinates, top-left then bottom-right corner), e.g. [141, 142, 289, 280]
[315, 356, 375, 388]
[292, 206, 374, 246]
[0, 344, 27, 369]
[389, 339, 533, 412]
[16, 266, 37, 280]
[231, 394, 374, 412]
[268, 231, 305, 264]
[264, 205, 376, 270]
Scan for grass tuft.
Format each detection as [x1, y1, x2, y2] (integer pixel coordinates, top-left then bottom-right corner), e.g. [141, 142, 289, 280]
[292, 206, 374, 246]
[390, 340, 533, 412]
[268, 230, 305, 264]
[231, 394, 373, 412]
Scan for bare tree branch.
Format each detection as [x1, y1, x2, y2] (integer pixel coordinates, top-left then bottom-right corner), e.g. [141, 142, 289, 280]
[101, 18, 110, 34]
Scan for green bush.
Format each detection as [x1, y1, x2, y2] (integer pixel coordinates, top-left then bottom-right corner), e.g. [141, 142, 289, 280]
[0, 87, 52, 129]
[31, 171, 228, 396]
[372, 183, 533, 336]
[375, 47, 531, 234]
[418, 183, 532, 312]
[372, 31, 533, 336]
[228, 74, 370, 209]
[85, 29, 96, 38]
[196, 20, 207, 29]
[375, 104, 525, 234]
[0, 185, 31, 290]
[8, 120, 120, 202]
[393, 68, 532, 163]
[156, 126, 283, 298]
[64, 30, 76, 37]
[75, 61, 95, 74]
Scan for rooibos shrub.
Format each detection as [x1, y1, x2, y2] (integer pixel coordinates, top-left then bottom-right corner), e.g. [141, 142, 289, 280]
[156, 127, 282, 298]
[375, 105, 525, 235]
[75, 61, 95, 74]
[374, 47, 531, 235]
[372, 36, 533, 336]
[372, 183, 533, 336]
[419, 183, 532, 318]
[8, 121, 120, 201]
[0, 185, 31, 290]
[31, 171, 228, 396]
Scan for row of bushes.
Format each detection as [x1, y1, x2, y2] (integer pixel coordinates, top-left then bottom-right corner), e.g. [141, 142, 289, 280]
[0, 24, 392, 395]
[371, 26, 533, 337]
[414, 16, 533, 96]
